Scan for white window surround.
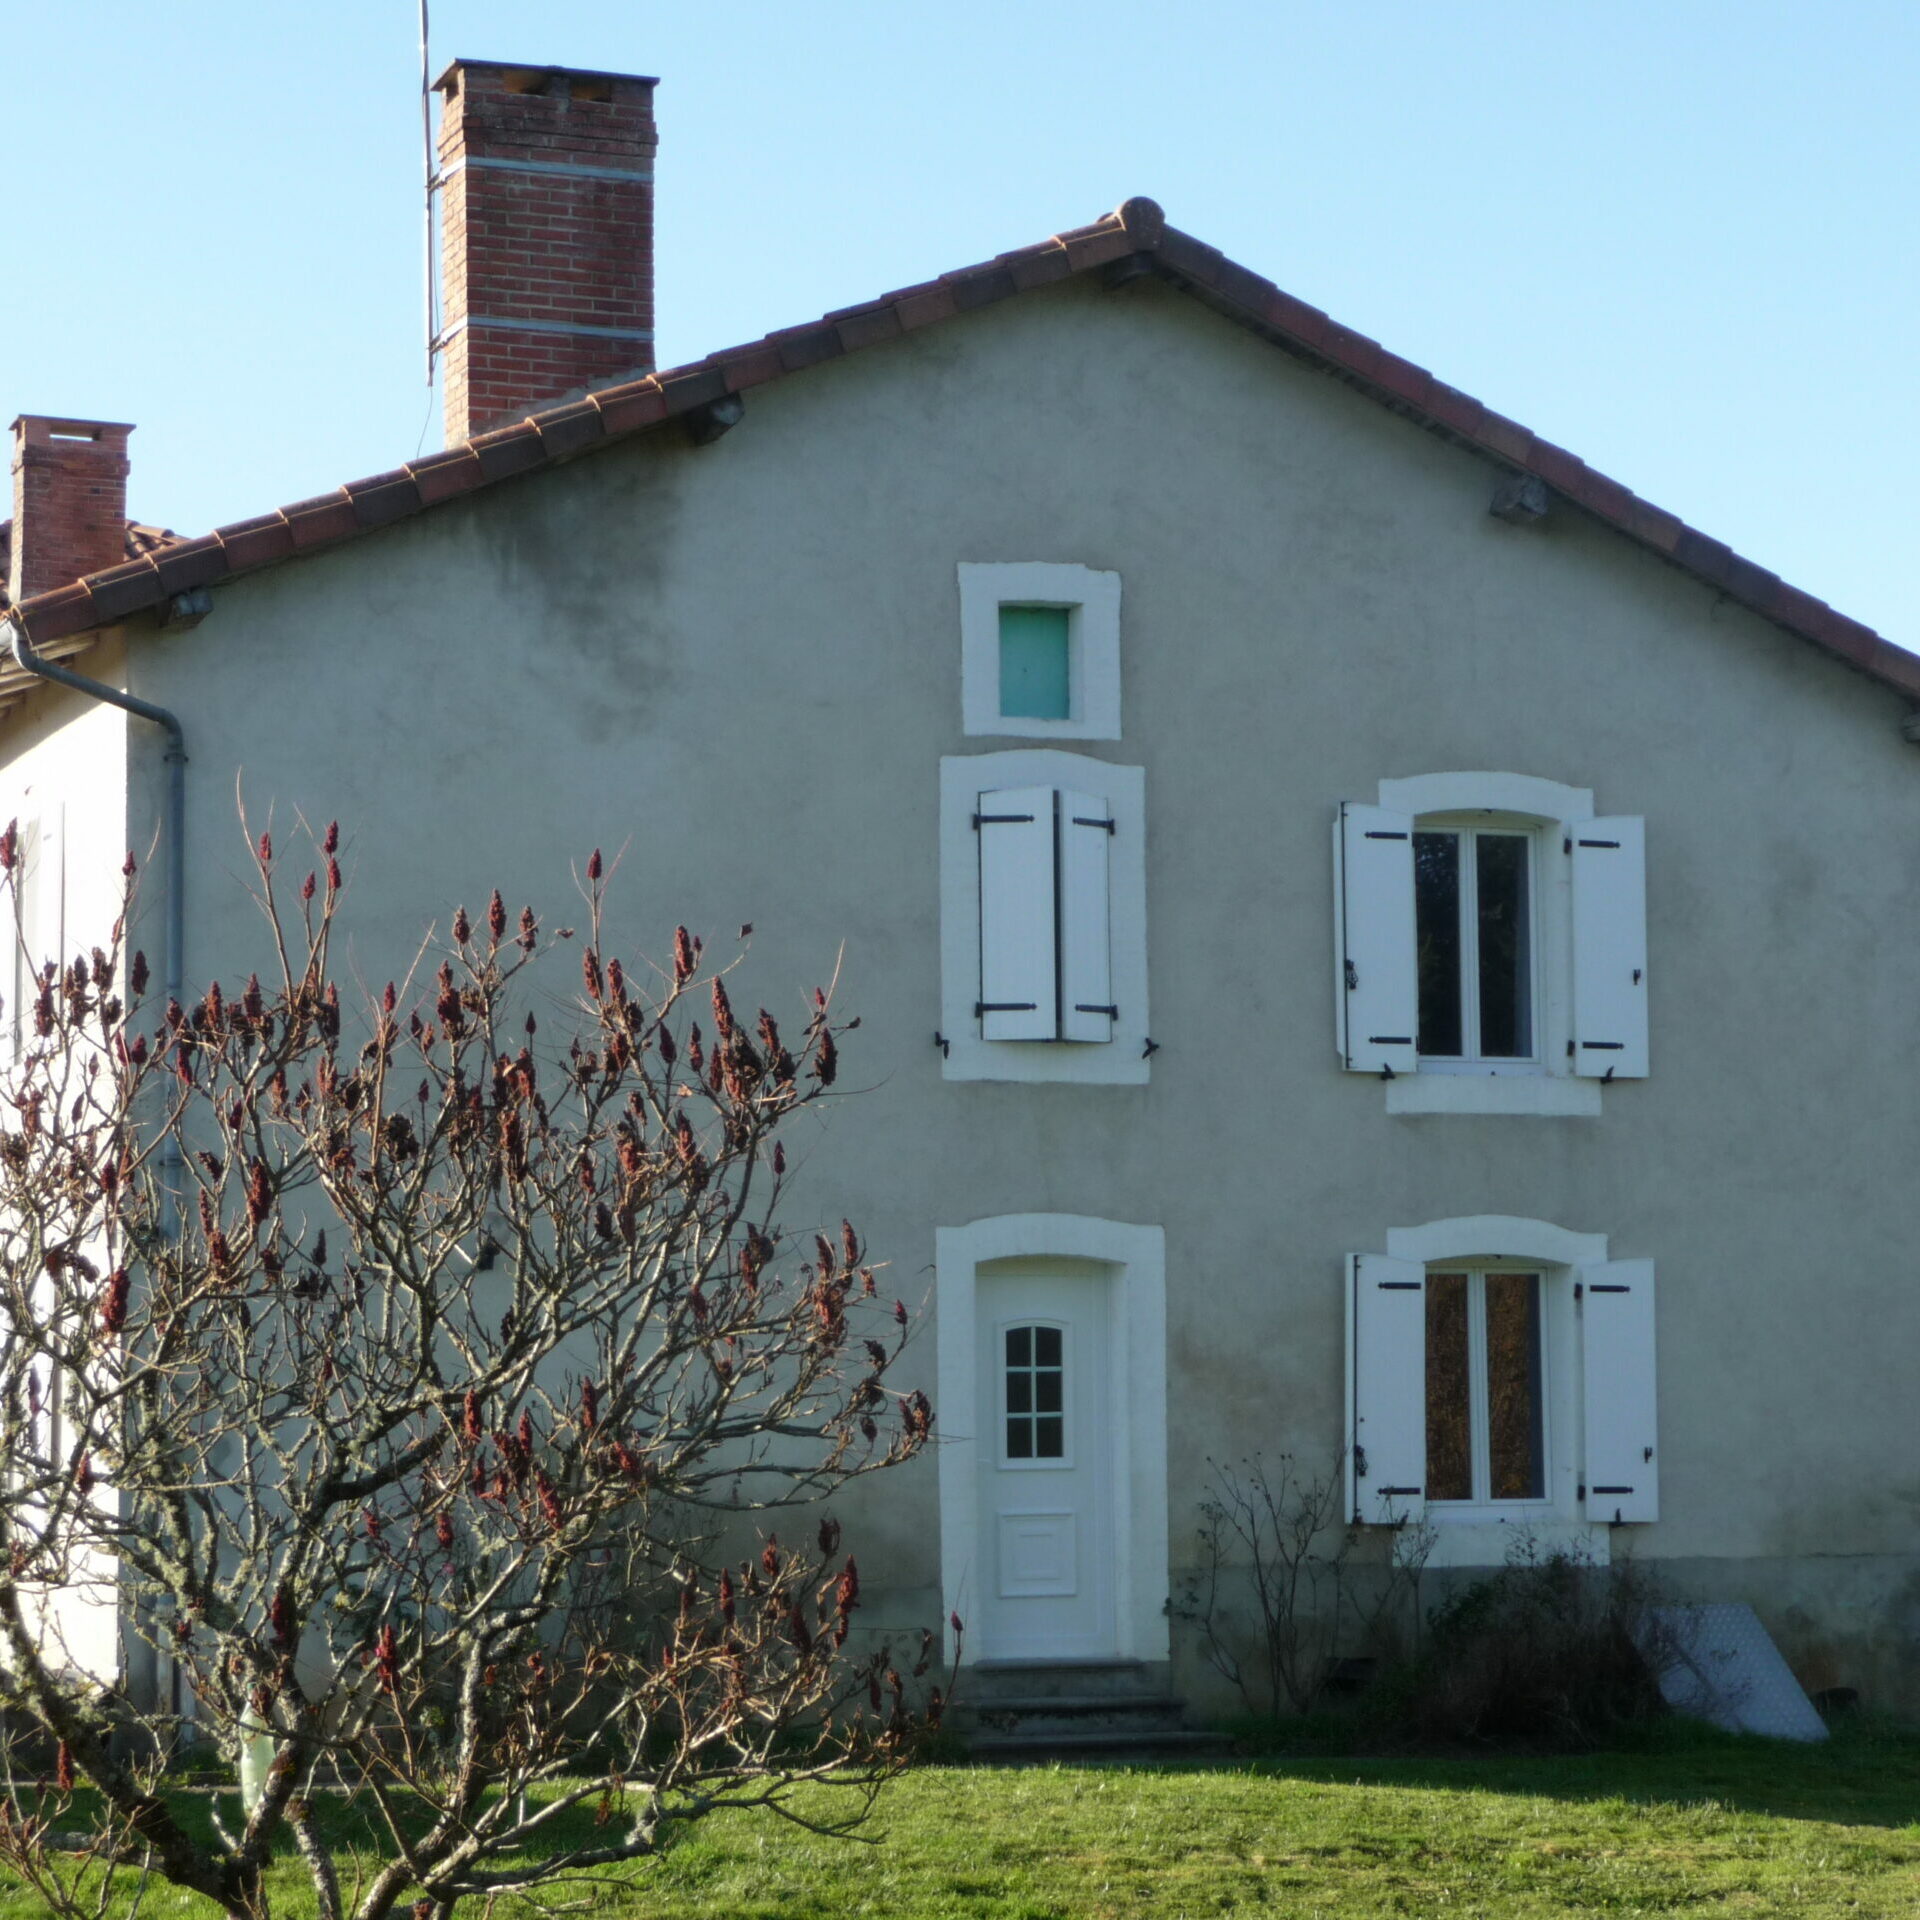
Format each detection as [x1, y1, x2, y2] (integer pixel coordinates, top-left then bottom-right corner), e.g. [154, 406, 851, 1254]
[939, 750, 1149, 1084]
[1345, 772, 1607, 1116]
[959, 562, 1122, 741]
[935, 1214, 1168, 1666]
[1348, 1215, 1654, 1569]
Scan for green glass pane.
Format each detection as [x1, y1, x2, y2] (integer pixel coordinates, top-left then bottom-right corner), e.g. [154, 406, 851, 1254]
[999, 606, 1071, 720]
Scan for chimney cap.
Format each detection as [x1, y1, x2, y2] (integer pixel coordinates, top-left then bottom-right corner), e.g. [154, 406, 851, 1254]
[433, 57, 658, 99]
[11, 415, 135, 445]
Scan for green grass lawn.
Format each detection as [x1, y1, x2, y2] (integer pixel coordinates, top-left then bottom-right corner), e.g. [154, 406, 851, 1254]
[6, 1725, 1918, 1917]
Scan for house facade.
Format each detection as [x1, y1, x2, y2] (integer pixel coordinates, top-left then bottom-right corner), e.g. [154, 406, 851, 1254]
[7, 60, 1920, 1716]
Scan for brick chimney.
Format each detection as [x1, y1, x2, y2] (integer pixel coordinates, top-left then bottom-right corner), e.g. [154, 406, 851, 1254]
[8, 416, 133, 603]
[434, 59, 659, 445]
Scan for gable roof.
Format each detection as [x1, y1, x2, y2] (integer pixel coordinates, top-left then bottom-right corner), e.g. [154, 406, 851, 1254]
[5, 197, 1916, 709]
[0, 518, 178, 613]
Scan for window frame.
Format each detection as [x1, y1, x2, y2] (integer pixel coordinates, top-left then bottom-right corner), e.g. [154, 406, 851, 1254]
[1347, 1216, 1646, 1568]
[1413, 815, 1544, 1074]
[1421, 1258, 1555, 1517]
[1338, 772, 1608, 1116]
[999, 1317, 1073, 1469]
[939, 750, 1149, 1084]
[959, 563, 1122, 741]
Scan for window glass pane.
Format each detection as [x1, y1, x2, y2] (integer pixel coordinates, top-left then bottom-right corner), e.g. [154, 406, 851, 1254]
[1006, 1420, 1032, 1459]
[1425, 1273, 1472, 1501]
[1035, 1370, 1062, 1413]
[1006, 1372, 1032, 1413]
[1484, 1272, 1545, 1499]
[1035, 1415, 1064, 1458]
[1006, 1327, 1030, 1367]
[1035, 1326, 1062, 1367]
[1476, 834, 1532, 1058]
[1414, 832, 1463, 1057]
[998, 606, 1072, 720]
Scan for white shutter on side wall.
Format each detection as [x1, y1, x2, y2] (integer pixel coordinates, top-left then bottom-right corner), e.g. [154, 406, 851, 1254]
[1570, 816, 1648, 1079]
[976, 785, 1057, 1041]
[1334, 804, 1418, 1076]
[1057, 788, 1115, 1044]
[1348, 1253, 1427, 1524]
[1579, 1258, 1658, 1523]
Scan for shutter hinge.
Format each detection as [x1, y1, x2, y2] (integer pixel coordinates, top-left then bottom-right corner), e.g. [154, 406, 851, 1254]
[1578, 838, 1622, 849]
[975, 1002, 1038, 1016]
[1592, 1485, 1634, 1495]
[1567, 1040, 1575, 1059]
[1364, 830, 1409, 840]
[1073, 1003, 1119, 1017]
[1589, 1283, 1630, 1293]
[1071, 814, 1116, 833]
[1573, 1282, 1583, 1301]
[1564, 835, 1572, 855]
[1577, 1482, 1586, 1500]
[1376, 1486, 1422, 1498]
[972, 811, 1035, 829]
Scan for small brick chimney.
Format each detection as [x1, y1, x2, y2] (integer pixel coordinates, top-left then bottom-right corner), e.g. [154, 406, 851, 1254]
[8, 416, 133, 603]
[434, 59, 659, 445]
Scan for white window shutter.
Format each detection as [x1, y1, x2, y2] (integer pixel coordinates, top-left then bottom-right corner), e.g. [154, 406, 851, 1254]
[1334, 804, 1417, 1075]
[976, 785, 1057, 1041]
[1570, 816, 1648, 1079]
[1580, 1258, 1658, 1523]
[1348, 1253, 1427, 1524]
[1057, 788, 1114, 1043]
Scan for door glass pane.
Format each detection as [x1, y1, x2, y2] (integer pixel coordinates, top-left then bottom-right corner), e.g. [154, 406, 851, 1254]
[1414, 832, 1463, 1057]
[999, 606, 1071, 720]
[1484, 1272, 1545, 1499]
[1476, 834, 1532, 1057]
[1424, 1273, 1472, 1501]
[1005, 1323, 1066, 1460]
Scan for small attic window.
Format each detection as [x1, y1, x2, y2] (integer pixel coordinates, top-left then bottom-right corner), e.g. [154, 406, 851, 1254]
[958, 563, 1122, 741]
[998, 606, 1071, 721]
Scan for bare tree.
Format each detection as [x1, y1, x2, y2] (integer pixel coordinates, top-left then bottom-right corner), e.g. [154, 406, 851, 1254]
[0, 823, 946, 1920]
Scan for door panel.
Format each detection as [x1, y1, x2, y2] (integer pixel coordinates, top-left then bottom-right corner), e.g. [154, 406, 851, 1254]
[976, 1265, 1114, 1658]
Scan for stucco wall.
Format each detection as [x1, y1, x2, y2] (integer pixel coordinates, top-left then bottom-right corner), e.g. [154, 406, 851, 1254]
[0, 646, 132, 1685]
[104, 273, 1920, 1710]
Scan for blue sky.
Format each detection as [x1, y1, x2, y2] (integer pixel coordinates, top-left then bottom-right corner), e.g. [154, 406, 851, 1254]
[3, 2, 1914, 647]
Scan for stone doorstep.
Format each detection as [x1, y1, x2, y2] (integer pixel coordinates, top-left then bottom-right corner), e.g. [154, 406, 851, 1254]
[964, 1727, 1235, 1764]
[951, 1660, 1229, 1762]
[960, 1658, 1172, 1704]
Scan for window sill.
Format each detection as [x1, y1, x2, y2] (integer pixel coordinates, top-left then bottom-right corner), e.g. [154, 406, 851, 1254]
[1422, 1516, 1611, 1570]
[943, 1038, 1150, 1086]
[1387, 1074, 1600, 1117]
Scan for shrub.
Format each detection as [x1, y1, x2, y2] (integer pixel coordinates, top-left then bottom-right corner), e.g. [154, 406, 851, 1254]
[1385, 1534, 1667, 1747]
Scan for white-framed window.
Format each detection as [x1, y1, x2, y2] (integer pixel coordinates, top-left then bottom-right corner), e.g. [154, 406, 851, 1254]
[1333, 772, 1647, 1116]
[959, 562, 1122, 740]
[1001, 1321, 1068, 1465]
[939, 749, 1148, 1084]
[1346, 1215, 1658, 1563]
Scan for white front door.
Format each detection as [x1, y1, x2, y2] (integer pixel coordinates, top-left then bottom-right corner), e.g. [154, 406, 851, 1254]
[974, 1263, 1115, 1660]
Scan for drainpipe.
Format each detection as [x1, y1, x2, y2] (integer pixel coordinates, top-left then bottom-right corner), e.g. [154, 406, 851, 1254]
[3, 608, 191, 1726]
